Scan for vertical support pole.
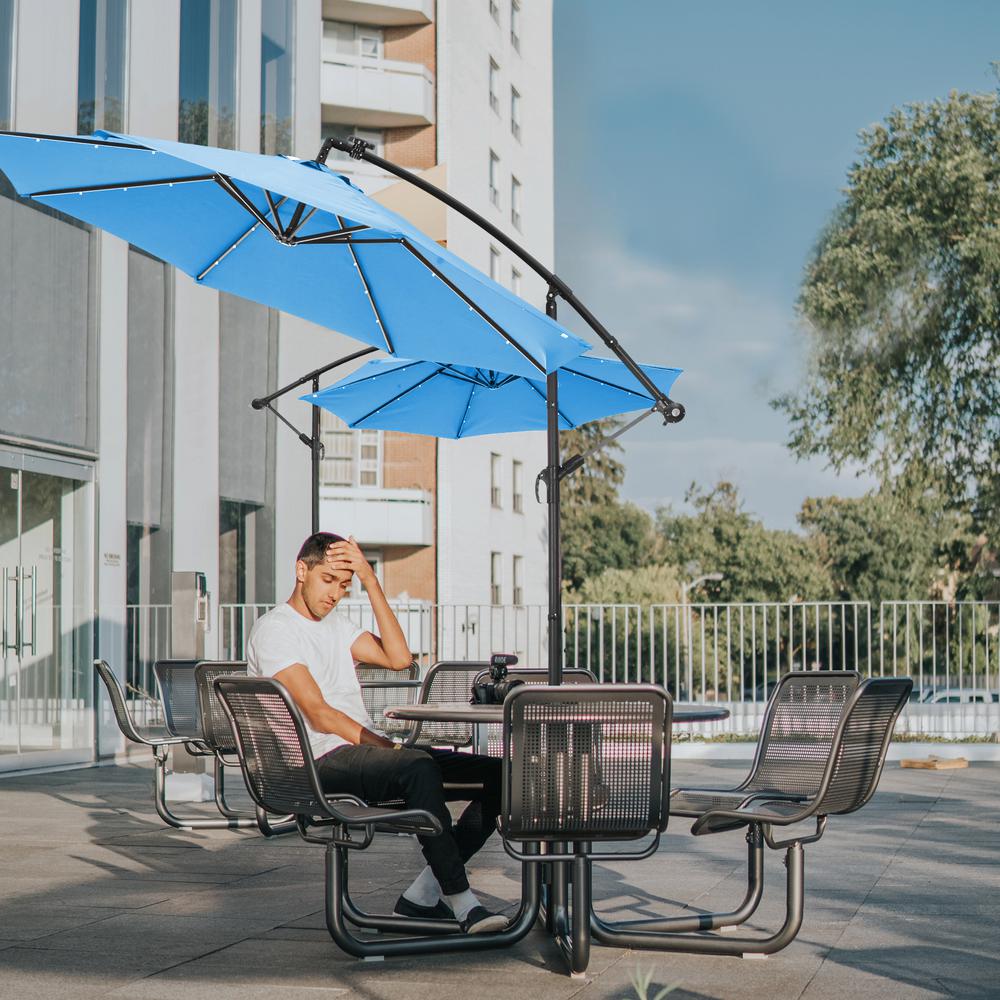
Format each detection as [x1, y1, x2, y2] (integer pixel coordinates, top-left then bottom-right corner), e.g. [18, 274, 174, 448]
[311, 376, 321, 535]
[545, 288, 563, 686]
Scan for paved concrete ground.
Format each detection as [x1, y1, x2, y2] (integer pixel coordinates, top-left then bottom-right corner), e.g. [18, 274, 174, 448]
[0, 758, 996, 1000]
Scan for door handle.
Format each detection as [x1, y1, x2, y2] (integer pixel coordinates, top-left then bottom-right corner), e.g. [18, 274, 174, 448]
[20, 566, 36, 656]
[2, 567, 14, 654]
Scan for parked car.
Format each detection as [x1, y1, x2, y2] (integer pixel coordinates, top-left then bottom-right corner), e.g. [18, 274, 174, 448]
[921, 687, 998, 704]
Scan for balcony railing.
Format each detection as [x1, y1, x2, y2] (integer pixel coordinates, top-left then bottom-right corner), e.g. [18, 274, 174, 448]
[321, 52, 435, 128]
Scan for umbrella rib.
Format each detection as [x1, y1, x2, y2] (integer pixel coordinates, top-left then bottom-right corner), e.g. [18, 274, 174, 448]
[337, 214, 394, 355]
[560, 366, 656, 397]
[456, 380, 477, 438]
[350, 365, 449, 426]
[288, 224, 371, 245]
[29, 173, 216, 198]
[285, 204, 317, 239]
[214, 174, 281, 240]
[523, 376, 574, 427]
[263, 189, 285, 237]
[196, 195, 288, 282]
[400, 239, 546, 375]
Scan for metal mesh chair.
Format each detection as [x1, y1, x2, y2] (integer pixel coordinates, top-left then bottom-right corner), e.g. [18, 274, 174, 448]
[590, 676, 912, 961]
[192, 661, 292, 835]
[94, 659, 237, 831]
[499, 683, 672, 975]
[403, 661, 488, 748]
[356, 662, 421, 740]
[214, 674, 541, 960]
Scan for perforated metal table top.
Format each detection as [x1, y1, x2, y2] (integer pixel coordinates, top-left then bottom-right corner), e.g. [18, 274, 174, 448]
[384, 702, 730, 724]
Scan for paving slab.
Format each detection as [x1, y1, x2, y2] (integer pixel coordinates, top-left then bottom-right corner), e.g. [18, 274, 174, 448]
[0, 758, 997, 1000]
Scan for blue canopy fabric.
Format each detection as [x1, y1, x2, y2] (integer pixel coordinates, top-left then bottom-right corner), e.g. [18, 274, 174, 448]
[301, 355, 682, 438]
[0, 130, 590, 378]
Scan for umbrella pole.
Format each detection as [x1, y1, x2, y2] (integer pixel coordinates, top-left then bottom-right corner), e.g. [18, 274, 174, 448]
[546, 290, 563, 686]
[311, 378, 321, 534]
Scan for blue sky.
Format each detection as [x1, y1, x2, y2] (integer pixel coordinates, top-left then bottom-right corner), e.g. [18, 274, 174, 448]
[552, 0, 999, 530]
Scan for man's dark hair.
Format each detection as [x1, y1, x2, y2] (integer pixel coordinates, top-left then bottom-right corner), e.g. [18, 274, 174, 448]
[296, 531, 347, 568]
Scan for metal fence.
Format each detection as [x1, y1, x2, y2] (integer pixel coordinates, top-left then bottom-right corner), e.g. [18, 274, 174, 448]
[122, 598, 999, 738]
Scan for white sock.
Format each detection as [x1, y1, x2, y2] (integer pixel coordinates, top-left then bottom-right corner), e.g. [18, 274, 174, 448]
[402, 865, 442, 908]
[444, 888, 481, 922]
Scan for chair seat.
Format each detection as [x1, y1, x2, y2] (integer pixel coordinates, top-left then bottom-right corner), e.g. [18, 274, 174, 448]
[669, 788, 752, 816]
[328, 799, 441, 836]
[694, 797, 818, 836]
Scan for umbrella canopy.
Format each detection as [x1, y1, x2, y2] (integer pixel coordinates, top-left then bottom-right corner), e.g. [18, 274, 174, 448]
[0, 130, 590, 378]
[300, 355, 682, 438]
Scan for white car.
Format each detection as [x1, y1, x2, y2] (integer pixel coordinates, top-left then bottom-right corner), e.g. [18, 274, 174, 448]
[922, 687, 998, 704]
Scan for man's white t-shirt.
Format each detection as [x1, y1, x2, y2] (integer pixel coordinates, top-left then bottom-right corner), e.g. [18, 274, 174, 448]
[246, 602, 375, 759]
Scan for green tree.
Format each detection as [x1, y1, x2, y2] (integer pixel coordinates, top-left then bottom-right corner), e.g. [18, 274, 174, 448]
[798, 488, 974, 602]
[773, 88, 1000, 540]
[656, 482, 832, 603]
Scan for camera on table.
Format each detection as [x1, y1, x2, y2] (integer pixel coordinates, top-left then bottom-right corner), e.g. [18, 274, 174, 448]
[470, 653, 524, 705]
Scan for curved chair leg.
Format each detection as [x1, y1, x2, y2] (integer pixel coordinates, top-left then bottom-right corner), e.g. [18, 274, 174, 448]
[254, 805, 298, 837]
[549, 854, 591, 977]
[152, 748, 258, 830]
[590, 841, 804, 958]
[214, 757, 252, 820]
[325, 841, 542, 958]
[602, 824, 765, 934]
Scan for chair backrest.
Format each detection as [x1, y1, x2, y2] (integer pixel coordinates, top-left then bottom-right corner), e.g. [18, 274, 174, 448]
[502, 684, 672, 842]
[812, 676, 912, 816]
[410, 661, 488, 747]
[94, 659, 145, 743]
[213, 675, 326, 817]
[153, 659, 201, 739]
[194, 661, 248, 753]
[746, 671, 860, 797]
[481, 668, 598, 755]
[356, 662, 420, 739]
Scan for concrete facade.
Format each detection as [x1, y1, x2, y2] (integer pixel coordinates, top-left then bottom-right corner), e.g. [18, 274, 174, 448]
[0, 0, 557, 771]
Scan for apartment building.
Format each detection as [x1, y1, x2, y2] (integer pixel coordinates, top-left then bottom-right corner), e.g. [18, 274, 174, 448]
[0, 0, 554, 772]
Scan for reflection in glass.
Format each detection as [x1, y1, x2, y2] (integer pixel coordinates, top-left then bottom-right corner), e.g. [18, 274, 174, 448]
[261, 0, 295, 154]
[0, 0, 14, 131]
[77, 0, 128, 134]
[179, 0, 238, 148]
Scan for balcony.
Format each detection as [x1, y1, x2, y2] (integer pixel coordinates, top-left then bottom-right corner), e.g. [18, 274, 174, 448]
[321, 52, 435, 128]
[322, 0, 432, 27]
[320, 486, 433, 547]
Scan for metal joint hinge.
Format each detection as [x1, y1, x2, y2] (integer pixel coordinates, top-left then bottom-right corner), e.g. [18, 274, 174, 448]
[656, 397, 685, 424]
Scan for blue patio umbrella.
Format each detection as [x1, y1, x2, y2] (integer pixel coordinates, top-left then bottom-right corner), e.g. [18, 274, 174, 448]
[0, 130, 590, 378]
[300, 354, 683, 439]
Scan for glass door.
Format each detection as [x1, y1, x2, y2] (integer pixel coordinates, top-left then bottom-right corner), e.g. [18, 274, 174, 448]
[0, 450, 95, 770]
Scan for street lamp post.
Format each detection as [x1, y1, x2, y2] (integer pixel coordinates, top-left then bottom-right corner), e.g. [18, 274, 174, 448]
[681, 573, 724, 700]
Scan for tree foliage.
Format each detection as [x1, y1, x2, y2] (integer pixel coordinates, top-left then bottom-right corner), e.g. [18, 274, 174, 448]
[561, 499, 658, 592]
[774, 88, 1000, 540]
[656, 482, 833, 603]
[559, 417, 626, 509]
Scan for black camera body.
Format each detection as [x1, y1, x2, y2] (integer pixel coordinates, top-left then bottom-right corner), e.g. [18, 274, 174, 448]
[470, 653, 524, 705]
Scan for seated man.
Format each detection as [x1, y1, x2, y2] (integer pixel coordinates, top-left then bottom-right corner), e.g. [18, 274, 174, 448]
[247, 531, 506, 934]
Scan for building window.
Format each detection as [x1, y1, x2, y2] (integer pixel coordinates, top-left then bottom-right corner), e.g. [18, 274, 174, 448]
[320, 412, 382, 488]
[321, 121, 384, 159]
[489, 0, 500, 25]
[489, 245, 501, 282]
[490, 452, 502, 508]
[510, 86, 521, 140]
[512, 460, 523, 512]
[77, 0, 128, 134]
[179, 0, 238, 148]
[489, 58, 500, 115]
[261, 0, 295, 154]
[511, 175, 522, 230]
[323, 20, 384, 61]
[0, 0, 14, 131]
[511, 0, 521, 51]
[490, 552, 502, 605]
[512, 555, 523, 605]
[489, 150, 500, 208]
[511, 266, 522, 297]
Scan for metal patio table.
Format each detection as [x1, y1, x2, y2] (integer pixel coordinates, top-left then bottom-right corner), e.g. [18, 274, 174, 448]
[384, 702, 730, 726]
[384, 698, 730, 973]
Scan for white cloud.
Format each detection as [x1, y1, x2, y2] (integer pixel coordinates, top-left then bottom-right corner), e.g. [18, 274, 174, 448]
[562, 242, 872, 528]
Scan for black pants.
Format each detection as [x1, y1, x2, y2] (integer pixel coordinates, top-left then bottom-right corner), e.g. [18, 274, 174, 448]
[315, 745, 502, 895]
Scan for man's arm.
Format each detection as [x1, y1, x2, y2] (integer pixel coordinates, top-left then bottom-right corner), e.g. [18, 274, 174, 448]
[329, 537, 413, 671]
[274, 662, 394, 748]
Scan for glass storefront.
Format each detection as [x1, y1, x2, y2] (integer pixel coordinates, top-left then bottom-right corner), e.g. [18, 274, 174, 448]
[0, 451, 94, 770]
[179, 0, 239, 148]
[261, 0, 295, 154]
[77, 0, 129, 134]
[0, 0, 14, 132]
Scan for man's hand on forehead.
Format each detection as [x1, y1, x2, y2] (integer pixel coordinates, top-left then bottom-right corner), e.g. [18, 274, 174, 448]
[325, 537, 373, 581]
